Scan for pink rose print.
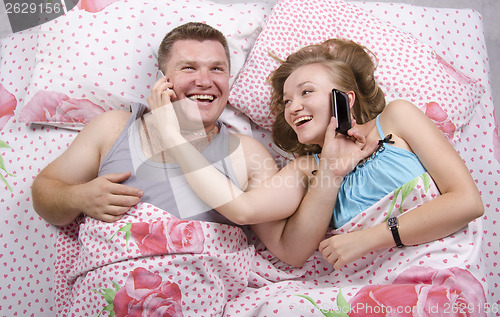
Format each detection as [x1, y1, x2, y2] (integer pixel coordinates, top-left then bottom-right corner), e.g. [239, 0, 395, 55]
[113, 267, 183, 317]
[0, 84, 16, 130]
[422, 101, 456, 141]
[130, 218, 205, 256]
[349, 266, 486, 316]
[19, 90, 105, 124]
[130, 221, 170, 255]
[77, 0, 120, 12]
[165, 217, 206, 253]
[435, 54, 477, 85]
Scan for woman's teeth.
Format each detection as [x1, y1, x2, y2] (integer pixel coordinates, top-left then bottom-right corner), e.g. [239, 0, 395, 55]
[294, 116, 313, 126]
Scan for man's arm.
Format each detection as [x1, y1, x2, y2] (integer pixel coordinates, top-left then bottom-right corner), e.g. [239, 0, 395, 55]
[32, 110, 143, 226]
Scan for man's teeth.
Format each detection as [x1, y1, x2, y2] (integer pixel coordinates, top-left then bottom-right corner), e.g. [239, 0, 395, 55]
[294, 116, 313, 126]
[189, 95, 214, 101]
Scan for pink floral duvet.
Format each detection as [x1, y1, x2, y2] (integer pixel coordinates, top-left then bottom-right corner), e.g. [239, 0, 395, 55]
[54, 173, 487, 316]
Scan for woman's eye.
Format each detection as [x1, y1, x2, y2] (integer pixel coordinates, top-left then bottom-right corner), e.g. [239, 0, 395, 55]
[302, 89, 312, 96]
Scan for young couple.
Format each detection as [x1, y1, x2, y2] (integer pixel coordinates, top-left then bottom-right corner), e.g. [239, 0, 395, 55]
[33, 22, 483, 270]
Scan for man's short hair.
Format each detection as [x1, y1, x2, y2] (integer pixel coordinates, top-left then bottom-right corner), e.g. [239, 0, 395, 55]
[157, 22, 230, 72]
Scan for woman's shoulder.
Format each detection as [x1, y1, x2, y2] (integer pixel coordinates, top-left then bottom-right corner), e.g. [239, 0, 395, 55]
[383, 99, 418, 113]
[380, 99, 424, 127]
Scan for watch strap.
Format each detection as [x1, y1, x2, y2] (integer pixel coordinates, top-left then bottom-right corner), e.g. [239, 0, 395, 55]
[388, 217, 404, 248]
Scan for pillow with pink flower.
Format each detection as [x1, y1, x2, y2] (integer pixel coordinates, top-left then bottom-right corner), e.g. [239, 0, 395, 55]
[228, 0, 484, 142]
[18, 0, 272, 129]
[0, 84, 16, 131]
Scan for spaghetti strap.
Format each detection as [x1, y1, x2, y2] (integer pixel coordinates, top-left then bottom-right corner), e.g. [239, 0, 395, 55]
[313, 153, 320, 165]
[375, 115, 385, 139]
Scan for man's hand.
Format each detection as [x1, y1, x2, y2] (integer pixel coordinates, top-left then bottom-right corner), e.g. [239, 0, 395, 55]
[148, 75, 176, 112]
[76, 172, 143, 222]
[147, 75, 186, 148]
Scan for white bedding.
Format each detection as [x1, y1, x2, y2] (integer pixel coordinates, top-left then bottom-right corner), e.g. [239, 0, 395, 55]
[0, 1, 499, 315]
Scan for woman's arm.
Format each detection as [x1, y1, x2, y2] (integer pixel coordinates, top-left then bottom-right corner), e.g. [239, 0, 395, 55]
[252, 119, 378, 266]
[387, 100, 483, 239]
[148, 81, 306, 225]
[320, 100, 484, 269]
[162, 125, 307, 224]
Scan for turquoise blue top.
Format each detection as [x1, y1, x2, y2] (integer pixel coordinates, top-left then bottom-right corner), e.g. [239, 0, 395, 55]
[314, 115, 427, 228]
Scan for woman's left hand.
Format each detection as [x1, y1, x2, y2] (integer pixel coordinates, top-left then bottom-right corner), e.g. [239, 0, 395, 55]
[320, 117, 377, 178]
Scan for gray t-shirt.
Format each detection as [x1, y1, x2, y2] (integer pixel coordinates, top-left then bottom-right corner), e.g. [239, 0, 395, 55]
[98, 103, 241, 226]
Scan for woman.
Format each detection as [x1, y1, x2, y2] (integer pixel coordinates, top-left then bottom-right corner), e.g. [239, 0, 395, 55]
[153, 38, 483, 269]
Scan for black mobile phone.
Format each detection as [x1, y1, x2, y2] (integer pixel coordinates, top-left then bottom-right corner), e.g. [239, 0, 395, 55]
[331, 88, 351, 135]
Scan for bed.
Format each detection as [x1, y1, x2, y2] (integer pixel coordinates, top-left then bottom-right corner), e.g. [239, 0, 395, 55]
[1, 0, 499, 315]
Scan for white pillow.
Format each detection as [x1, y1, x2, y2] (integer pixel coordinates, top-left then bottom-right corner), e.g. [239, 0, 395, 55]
[18, 0, 272, 129]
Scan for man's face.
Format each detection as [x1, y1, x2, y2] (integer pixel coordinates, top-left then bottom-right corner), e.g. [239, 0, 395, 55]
[163, 39, 230, 129]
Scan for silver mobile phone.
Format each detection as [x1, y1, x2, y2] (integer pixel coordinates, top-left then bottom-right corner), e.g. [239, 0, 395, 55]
[156, 69, 165, 81]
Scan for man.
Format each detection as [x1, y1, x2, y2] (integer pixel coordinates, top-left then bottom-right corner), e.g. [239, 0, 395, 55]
[32, 22, 371, 317]
[33, 22, 371, 267]
[32, 22, 278, 226]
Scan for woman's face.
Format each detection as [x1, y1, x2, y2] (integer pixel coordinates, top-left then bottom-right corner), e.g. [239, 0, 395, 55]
[282, 63, 337, 147]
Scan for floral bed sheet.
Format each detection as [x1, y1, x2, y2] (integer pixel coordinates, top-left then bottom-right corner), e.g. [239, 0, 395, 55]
[1, 1, 500, 316]
[53, 173, 487, 316]
[54, 203, 255, 316]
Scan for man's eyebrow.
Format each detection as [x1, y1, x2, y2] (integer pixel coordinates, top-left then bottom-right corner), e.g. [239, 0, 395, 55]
[175, 59, 196, 66]
[175, 59, 228, 66]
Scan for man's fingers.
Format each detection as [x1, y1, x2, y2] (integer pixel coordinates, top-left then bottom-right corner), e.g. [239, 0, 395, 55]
[104, 172, 132, 183]
[112, 183, 144, 198]
[102, 173, 144, 198]
[108, 191, 142, 208]
[99, 210, 127, 223]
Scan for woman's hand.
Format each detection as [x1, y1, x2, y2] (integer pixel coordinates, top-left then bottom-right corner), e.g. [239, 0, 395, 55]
[320, 117, 377, 179]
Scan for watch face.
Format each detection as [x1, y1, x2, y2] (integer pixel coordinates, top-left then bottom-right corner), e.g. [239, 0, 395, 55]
[388, 217, 398, 228]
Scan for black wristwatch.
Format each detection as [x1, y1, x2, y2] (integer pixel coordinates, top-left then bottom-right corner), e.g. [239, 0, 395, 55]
[388, 217, 404, 248]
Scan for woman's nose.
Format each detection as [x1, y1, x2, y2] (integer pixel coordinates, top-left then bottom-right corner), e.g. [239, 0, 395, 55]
[288, 99, 304, 113]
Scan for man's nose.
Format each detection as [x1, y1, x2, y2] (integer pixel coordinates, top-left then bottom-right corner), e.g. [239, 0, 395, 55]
[195, 68, 212, 87]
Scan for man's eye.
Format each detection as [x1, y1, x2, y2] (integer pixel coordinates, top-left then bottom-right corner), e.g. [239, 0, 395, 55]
[213, 66, 227, 72]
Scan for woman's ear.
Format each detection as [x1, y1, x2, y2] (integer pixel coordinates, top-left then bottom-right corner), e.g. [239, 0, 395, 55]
[347, 91, 356, 109]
